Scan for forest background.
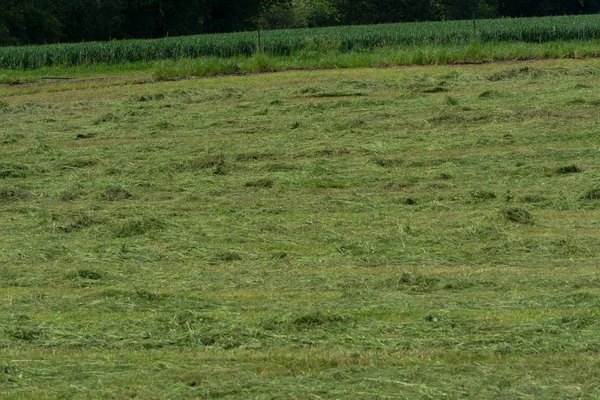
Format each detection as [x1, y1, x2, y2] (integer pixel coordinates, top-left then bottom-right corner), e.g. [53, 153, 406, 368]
[1, 0, 599, 46]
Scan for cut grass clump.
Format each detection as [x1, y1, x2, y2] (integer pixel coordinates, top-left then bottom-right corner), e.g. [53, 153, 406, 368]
[0, 163, 30, 179]
[245, 178, 274, 188]
[0, 132, 25, 145]
[0, 186, 32, 202]
[552, 237, 593, 256]
[377, 272, 492, 293]
[423, 313, 443, 323]
[75, 133, 95, 140]
[131, 93, 166, 102]
[420, 86, 448, 93]
[69, 269, 103, 281]
[270, 252, 290, 260]
[555, 164, 582, 174]
[135, 288, 162, 301]
[210, 251, 243, 263]
[57, 184, 87, 202]
[93, 112, 120, 125]
[55, 212, 103, 233]
[58, 158, 99, 170]
[370, 157, 404, 168]
[261, 163, 296, 172]
[501, 207, 534, 225]
[313, 180, 347, 189]
[378, 272, 441, 293]
[235, 152, 275, 162]
[179, 154, 227, 172]
[383, 181, 414, 191]
[9, 326, 44, 342]
[212, 162, 228, 175]
[427, 113, 466, 125]
[292, 312, 349, 327]
[470, 190, 497, 201]
[579, 186, 600, 200]
[1, 132, 25, 145]
[520, 194, 547, 204]
[113, 216, 165, 238]
[444, 95, 459, 106]
[99, 185, 133, 201]
[478, 90, 503, 99]
[317, 147, 351, 156]
[306, 91, 364, 98]
[488, 66, 540, 82]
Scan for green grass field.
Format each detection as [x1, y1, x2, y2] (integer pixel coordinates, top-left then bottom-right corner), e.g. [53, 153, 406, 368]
[1, 58, 600, 398]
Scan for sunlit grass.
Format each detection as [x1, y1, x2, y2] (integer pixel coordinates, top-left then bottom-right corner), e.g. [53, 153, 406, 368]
[1, 59, 599, 398]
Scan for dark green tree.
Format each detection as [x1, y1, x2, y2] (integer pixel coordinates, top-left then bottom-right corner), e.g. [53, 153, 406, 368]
[2, 0, 600, 46]
[0, 0, 62, 44]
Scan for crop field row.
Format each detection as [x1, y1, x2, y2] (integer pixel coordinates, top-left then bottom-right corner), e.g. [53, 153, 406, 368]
[3, 14, 600, 69]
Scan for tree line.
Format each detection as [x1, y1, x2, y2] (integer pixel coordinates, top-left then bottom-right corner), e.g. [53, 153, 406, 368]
[1, 0, 599, 46]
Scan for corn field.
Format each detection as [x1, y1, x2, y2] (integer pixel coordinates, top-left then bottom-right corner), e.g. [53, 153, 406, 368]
[2, 14, 600, 70]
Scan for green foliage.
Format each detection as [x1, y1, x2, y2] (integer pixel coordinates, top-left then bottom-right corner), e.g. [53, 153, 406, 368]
[0, 2, 62, 45]
[0, 20, 15, 46]
[263, 0, 340, 28]
[5, 14, 600, 69]
[1, 0, 600, 47]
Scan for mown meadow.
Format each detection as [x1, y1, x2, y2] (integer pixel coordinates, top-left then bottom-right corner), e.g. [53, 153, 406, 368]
[1, 58, 600, 398]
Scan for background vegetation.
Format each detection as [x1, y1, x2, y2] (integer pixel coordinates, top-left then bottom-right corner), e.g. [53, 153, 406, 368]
[2, 0, 600, 46]
[4, 14, 600, 71]
[1, 58, 600, 398]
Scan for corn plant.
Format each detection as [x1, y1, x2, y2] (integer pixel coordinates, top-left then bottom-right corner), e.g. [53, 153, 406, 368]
[2, 15, 600, 70]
